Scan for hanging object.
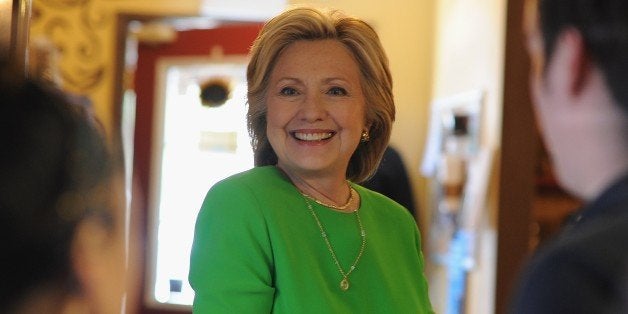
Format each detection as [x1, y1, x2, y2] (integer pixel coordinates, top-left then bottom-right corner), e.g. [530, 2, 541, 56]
[199, 77, 232, 108]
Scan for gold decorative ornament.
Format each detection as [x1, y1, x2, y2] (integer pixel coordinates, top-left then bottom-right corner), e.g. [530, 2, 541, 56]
[360, 130, 370, 142]
[31, 0, 107, 92]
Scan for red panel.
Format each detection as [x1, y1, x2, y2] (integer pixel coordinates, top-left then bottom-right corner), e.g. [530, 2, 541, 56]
[134, 23, 262, 204]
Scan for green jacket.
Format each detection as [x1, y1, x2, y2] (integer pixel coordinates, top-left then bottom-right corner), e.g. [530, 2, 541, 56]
[189, 166, 434, 313]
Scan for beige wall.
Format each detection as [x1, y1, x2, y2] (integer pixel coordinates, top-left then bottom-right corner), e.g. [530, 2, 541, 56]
[431, 0, 506, 313]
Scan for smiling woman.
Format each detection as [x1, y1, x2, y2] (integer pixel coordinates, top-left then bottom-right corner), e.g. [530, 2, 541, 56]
[266, 39, 367, 185]
[188, 6, 435, 313]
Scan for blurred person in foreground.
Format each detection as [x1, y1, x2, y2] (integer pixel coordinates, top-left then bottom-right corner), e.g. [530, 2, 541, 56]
[188, 6, 434, 313]
[509, 0, 628, 313]
[0, 55, 136, 313]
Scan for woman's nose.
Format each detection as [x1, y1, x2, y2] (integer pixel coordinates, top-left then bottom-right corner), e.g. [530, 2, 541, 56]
[299, 94, 327, 121]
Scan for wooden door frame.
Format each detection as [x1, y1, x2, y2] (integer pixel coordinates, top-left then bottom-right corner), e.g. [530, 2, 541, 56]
[496, 0, 537, 312]
[112, 14, 263, 314]
[112, 13, 197, 314]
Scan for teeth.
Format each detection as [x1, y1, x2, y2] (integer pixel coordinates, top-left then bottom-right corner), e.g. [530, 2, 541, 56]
[294, 132, 333, 141]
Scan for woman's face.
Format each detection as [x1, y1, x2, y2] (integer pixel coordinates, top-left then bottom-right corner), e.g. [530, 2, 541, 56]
[266, 39, 367, 179]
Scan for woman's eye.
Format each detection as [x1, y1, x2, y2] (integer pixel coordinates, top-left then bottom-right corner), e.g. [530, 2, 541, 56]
[328, 87, 348, 96]
[280, 87, 298, 96]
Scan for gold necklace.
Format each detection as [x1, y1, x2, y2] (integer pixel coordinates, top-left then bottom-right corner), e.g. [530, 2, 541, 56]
[301, 184, 355, 211]
[303, 190, 366, 291]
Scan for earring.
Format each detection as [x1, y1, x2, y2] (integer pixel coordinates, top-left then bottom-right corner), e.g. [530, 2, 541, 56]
[361, 130, 370, 142]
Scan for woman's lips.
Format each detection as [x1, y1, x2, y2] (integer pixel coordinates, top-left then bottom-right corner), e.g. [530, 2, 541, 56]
[291, 131, 335, 141]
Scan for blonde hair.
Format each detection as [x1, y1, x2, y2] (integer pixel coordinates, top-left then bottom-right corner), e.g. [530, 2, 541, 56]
[246, 6, 395, 182]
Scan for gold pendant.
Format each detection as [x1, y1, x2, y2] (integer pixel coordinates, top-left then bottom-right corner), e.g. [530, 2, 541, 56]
[340, 277, 350, 291]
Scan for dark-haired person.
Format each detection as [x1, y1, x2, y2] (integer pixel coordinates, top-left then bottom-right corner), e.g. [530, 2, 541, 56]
[0, 55, 135, 313]
[188, 6, 434, 313]
[509, 0, 628, 313]
[362, 145, 418, 218]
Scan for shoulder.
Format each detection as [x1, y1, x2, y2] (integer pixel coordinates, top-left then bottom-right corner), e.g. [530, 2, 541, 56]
[208, 166, 290, 196]
[533, 213, 628, 275]
[560, 213, 628, 261]
[355, 184, 409, 211]
[200, 166, 302, 218]
[194, 167, 288, 238]
[214, 165, 284, 186]
[354, 184, 415, 223]
[511, 213, 628, 313]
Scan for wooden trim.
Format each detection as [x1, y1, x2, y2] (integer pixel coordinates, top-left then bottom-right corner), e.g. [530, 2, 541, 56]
[112, 13, 196, 314]
[496, 0, 538, 312]
[5, 0, 32, 75]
